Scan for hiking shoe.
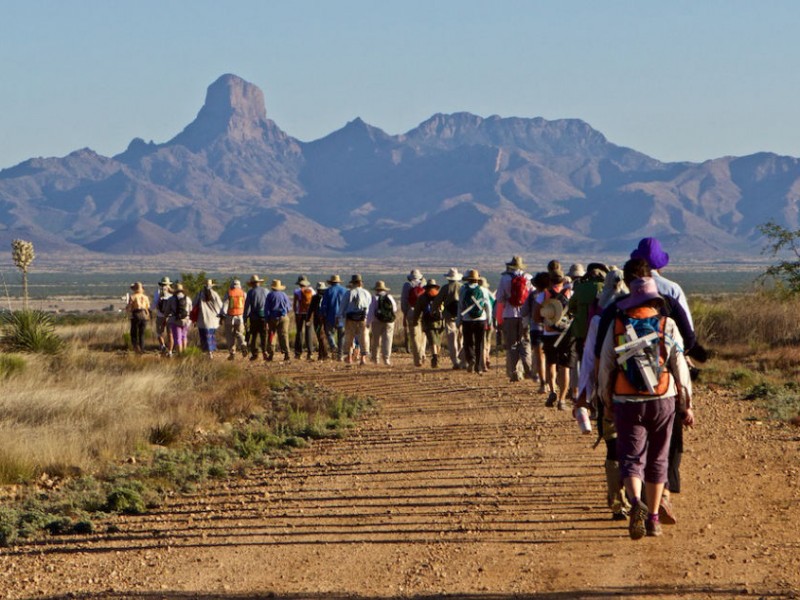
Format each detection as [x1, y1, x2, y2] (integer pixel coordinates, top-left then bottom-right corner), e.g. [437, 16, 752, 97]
[431, 355, 439, 368]
[557, 400, 567, 411]
[658, 494, 677, 525]
[250, 355, 258, 361]
[545, 392, 557, 407]
[612, 509, 628, 521]
[628, 501, 648, 541]
[645, 517, 663, 537]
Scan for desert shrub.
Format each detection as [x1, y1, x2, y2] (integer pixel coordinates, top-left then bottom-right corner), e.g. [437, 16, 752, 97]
[149, 422, 182, 446]
[1, 310, 64, 354]
[0, 354, 26, 378]
[104, 486, 146, 515]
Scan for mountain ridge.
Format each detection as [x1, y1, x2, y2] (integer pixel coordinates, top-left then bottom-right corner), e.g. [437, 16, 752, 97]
[0, 73, 793, 260]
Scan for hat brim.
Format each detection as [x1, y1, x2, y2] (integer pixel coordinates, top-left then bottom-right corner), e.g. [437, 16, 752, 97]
[541, 299, 565, 326]
[617, 292, 665, 311]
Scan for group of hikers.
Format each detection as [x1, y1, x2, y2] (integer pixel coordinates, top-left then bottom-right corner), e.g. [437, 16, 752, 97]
[125, 236, 707, 541]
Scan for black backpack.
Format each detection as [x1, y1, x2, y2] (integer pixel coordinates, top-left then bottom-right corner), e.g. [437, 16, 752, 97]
[175, 295, 189, 320]
[375, 294, 396, 323]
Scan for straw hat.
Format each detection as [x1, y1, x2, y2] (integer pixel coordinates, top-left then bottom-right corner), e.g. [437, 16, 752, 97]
[540, 298, 566, 327]
[316, 281, 328, 291]
[424, 278, 440, 290]
[205, 279, 215, 288]
[231, 279, 241, 289]
[505, 256, 526, 271]
[407, 269, 422, 281]
[463, 269, 481, 282]
[296, 275, 310, 286]
[479, 277, 490, 289]
[171, 283, 185, 294]
[349, 274, 363, 285]
[248, 274, 263, 286]
[568, 264, 586, 279]
[373, 280, 390, 292]
[444, 268, 462, 281]
[270, 279, 286, 291]
[158, 276, 172, 286]
[328, 274, 342, 284]
[130, 282, 144, 293]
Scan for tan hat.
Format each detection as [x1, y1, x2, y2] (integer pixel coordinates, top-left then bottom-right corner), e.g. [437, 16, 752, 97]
[171, 283, 185, 294]
[350, 274, 363, 285]
[158, 276, 172, 286]
[205, 279, 215, 288]
[463, 269, 481, 282]
[248, 274, 263, 286]
[407, 269, 423, 281]
[540, 298, 566, 327]
[506, 256, 526, 271]
[328, 274, 342, 284]
[373, 280, 390, 292]
[296, 275, 310, 286]
[479, 277, 490, 289]
[444, 268, 462, 281]
[424, 278, 440, 289]
[316, 281, 328, 291]
[270, 279, 286, 291]
[130, 282, 144, 293]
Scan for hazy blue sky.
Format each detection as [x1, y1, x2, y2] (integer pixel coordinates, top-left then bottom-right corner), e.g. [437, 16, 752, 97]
[2, 0, 799, 168]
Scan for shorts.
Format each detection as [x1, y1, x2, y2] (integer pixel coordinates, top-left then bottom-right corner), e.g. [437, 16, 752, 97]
[542, 333, 571, 368]
[530, 329, 544, 347]
[156, 315, 168, 335]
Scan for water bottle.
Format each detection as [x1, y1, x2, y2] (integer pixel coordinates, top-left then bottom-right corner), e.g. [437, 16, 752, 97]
[575, 406, 592, 435]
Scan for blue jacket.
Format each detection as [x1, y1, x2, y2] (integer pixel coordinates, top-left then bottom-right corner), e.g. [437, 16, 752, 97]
[320, 283, 347, 327]
[265, 290, 292, 320]
[243, 286, 268, 320]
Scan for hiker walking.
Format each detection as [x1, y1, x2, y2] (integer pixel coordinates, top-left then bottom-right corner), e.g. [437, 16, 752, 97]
[575, 266, 630, 521]
[480, 277, 497, 370]
[192, 279, 223, 359]
[568, 263, 608, 397]
[321, 274, 347, 360]
[308, 281, 328, 360]
[457, 269, 492, 374]
[430, 268, 463, 369]
[495, 256, 534, 382]
[126, 282, 150, 354]
[402, 269, 427, 366]
[243, 274, 269, 361]
[411, 279, 445, 368]
[340, 274, 372, 365]
[153, 277, 172, 354]
[265, 279, 292, 361]
[537, 269, 573, 410]
[293, 275, 316, 359]
[220, 279, 248, 360]
[522, 271, 551, 392]
[598, 276, 694, 540]
[165, 282, 191, 356]
[368, 280, 396, 365]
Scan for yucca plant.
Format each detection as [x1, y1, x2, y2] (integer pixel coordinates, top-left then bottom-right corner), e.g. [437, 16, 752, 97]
[11, 239, 35, 311]
[1, 310, 64, 354]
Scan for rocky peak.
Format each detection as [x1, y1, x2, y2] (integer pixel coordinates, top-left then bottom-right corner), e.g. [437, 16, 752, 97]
[168, 74, 274, 151]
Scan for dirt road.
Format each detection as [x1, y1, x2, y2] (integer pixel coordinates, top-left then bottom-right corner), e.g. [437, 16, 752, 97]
[2, 354, 799, 599]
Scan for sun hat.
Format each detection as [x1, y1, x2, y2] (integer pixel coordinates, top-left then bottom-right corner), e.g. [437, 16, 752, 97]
[444, 268, 462, 281]
[328, 274, 342, 284]
[205, 279, 215, 288]
[296, 275, 310, 286]
[350, 274, 363, 285]
[585, 262, 609, 280]
[373, 280, 390, 292]
[598, 267, 628, 309]
[231, 279, 241, 289]
[506, 256, 526, 271]
[568, 264, 586, 279]
[171, 283, 185, 294]
[270, 279, 286, 291]
[407, 269, 422, 281]
[617, 277, 664, 311]
[479, 277, 490, 289]
[248, 274, 263, 286]
[158, 276, 172, 286]
[463, 269, 481, 282]
[130, 282, 144, 293]
[540, 298, 566, 327]
[631, 237, 670, 270]
[424, 278, 440, 289]
[316, 281, 328, 291]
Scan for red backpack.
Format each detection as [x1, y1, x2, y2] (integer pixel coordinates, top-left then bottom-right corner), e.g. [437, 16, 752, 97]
[508, 274, 529, 307]
[408, 285, 425, 308]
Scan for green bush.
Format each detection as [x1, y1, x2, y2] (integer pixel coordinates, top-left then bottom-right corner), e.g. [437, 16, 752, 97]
[104, 486, 146, 515]
[1, 310, 64, 354]
[0, 354, 26, 378]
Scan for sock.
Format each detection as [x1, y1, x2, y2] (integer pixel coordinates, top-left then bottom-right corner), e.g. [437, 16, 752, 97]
[648, 513, 660, 522]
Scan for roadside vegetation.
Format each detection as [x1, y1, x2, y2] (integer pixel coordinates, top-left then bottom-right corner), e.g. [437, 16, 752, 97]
[0, 317, 371, 546]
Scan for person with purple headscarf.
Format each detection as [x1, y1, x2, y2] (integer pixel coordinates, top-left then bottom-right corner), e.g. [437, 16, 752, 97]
[630, 238, 693, 329]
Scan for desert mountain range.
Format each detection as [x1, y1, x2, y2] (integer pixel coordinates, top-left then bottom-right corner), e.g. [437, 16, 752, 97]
[0, 73, 796, 260]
